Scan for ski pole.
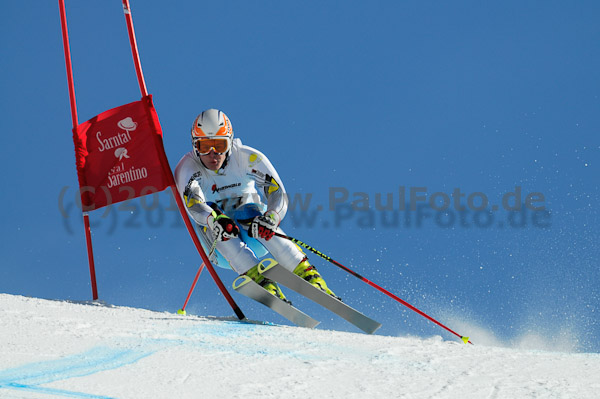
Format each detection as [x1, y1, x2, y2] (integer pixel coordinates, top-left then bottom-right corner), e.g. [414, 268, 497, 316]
[177, 238, 218, 316]
[274, 232, 472, 344]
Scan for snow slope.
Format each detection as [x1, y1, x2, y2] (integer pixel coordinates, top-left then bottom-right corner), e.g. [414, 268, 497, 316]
[0, 294, 598, 399]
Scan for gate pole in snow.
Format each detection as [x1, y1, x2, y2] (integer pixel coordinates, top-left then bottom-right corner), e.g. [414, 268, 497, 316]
[59, 0, 244, 318]
[121, 0, 245, 320]
[58, 0, 98, 300]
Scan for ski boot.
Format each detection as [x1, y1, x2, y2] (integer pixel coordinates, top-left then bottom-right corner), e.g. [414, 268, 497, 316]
[293, 260, 340, 300]
[244, 264, 290, 303]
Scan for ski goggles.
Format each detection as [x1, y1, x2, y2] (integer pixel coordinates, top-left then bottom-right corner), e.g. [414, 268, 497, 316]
[195, 138, 230, 155]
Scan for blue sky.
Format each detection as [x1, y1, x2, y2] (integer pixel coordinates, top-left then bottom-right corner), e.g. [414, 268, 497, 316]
[1, 1, 598, 351]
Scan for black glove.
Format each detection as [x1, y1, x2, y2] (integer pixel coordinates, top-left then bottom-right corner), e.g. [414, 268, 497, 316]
[210, 214, 240, 242]
[249, 212, 279, 241]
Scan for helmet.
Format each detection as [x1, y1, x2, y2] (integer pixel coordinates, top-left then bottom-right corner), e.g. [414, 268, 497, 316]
[191, 109, 234, 159]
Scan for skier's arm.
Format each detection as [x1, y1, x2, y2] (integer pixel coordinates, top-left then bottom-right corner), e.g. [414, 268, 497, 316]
[174, 156, 214, 227]
[244, 148, 289, 222]
[177, 177, 239, 241]
[176, 174, 239, 240]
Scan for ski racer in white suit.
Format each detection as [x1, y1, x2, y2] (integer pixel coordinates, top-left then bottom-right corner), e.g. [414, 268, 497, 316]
[174, 109, 336, 302]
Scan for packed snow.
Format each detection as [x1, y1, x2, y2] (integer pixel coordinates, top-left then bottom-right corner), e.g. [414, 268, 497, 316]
[0, 293, 598, 399]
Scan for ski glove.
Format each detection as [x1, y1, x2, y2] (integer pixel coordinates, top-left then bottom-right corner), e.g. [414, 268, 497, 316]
[249, 211, 279, 241]
[210, 214, 240, 242]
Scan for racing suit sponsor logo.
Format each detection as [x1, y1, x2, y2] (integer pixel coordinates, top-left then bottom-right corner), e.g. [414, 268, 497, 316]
[250, 168, 265, 179]
[248, 153, 262, 167]
[212, 182, 241, 194]
[265, 174, 280, 195]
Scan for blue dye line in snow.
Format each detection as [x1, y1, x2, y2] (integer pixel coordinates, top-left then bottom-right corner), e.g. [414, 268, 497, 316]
[0, 321, 314, 398]
[0, 346, 153, 398]
[4, 383, 117, 399]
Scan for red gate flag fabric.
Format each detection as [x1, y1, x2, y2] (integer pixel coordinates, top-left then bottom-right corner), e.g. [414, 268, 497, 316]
[72, 95, 170, 210]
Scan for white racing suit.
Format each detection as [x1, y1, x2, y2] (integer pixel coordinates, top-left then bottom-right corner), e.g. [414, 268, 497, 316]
[174, 138, 305, 275]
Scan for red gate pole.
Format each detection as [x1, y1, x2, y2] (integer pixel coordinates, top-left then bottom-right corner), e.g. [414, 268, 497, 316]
[121, 0, 245, 319]
[121, 0, 148, 97]
[58, 0, 99, 300]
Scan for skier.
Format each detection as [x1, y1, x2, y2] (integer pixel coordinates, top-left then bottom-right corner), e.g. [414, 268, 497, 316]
[174, 109, 337, 303]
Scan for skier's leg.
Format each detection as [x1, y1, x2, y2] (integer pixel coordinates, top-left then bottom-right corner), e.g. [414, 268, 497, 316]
[215, 237, 288, 301]
[212, 237, 258, 275]
[258, 228, 338, 298]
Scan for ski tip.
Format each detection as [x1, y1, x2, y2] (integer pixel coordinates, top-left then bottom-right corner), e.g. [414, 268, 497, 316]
[461, 336, 471, 344]
[177, 309, 186, 316]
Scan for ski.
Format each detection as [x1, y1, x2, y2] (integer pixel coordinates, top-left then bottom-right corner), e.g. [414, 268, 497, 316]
[232, 275, 320, 329]
[258, 259, 382, 334]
